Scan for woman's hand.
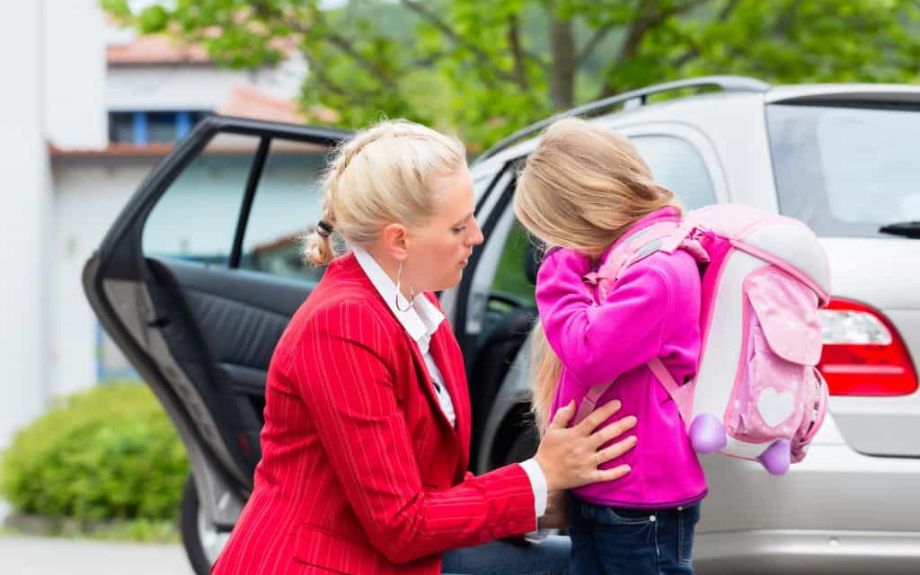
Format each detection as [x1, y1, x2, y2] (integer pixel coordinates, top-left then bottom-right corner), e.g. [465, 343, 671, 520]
[533, 399, 637, 491]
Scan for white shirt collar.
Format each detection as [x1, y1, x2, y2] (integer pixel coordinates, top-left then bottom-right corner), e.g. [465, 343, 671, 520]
[351, 245, 445, 352]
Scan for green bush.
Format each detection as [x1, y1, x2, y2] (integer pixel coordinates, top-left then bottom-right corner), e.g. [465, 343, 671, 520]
[1, 382, 188, 521]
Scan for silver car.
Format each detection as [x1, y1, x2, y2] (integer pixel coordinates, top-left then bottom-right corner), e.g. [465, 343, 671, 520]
[84, 77, 920, 574]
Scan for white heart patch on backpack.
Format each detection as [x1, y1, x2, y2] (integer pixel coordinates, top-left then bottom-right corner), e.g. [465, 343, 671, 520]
[757, 387, 795, 428]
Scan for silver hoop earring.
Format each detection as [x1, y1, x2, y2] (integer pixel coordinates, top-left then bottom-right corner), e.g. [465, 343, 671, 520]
[394, 262, 416, 312]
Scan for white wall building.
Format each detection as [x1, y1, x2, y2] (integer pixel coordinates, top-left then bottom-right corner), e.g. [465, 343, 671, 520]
[1, 0, 309, 448]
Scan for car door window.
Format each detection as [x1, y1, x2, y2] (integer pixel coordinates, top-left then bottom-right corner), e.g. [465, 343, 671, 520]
[142, 134, 329, 282]
[466, 173, 538, 348]
[631, 135, 718, 209]
[142, 133, 260, 265]
[239, 140, 329, 281]
[464, 170, 517, 336]
[491, 220, 536, 307]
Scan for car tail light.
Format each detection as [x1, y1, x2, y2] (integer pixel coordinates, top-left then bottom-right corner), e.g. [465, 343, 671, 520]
[818, 298, 919, 396]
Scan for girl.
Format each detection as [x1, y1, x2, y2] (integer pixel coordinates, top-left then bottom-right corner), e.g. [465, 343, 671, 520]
[514, 117, 707, 575]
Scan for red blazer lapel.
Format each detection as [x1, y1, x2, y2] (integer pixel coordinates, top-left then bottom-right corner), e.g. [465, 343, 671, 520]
[428, 323, 471, 474]
[341, 255, 469, 474]
[404, 334, 459, 433]
[338, 257, 448, 424]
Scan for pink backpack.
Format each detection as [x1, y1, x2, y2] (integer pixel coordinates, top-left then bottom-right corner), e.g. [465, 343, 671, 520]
[576, 204, 831, 475]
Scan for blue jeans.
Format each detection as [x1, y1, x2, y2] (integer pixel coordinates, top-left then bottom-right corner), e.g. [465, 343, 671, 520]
[567, 495, 701, 575]
[441, 535, 570, 574]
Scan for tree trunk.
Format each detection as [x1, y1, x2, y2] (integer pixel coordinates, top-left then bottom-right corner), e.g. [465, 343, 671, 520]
[548, 5, 576, 110]
[508, 15, 529, 90]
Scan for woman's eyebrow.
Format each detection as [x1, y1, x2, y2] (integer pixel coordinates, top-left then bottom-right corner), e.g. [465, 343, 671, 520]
[453, 212, 473, 226]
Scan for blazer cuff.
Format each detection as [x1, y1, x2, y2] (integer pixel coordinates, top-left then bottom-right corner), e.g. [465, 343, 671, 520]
[518, 458, 548, 517]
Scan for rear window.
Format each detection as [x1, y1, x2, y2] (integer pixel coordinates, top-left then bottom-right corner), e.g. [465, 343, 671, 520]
[767, 103, 920, 237]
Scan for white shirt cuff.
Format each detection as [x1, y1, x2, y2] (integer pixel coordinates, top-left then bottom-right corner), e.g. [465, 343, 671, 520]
[524, 528, 553, 544]
[519, 457, 548, 517]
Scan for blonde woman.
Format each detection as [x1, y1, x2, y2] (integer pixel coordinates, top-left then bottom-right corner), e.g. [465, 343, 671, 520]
[514, 118, 707, 574]
[211, 120, 638, 575]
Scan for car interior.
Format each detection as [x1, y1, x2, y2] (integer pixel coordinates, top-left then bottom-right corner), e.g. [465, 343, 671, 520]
[466, 232, 543, 465]
[144, 257, 314, 480]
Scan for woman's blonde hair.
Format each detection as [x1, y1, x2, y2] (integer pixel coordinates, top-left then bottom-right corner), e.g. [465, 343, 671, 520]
[513, 117, 681, 432]
[303, 119, 467, 265]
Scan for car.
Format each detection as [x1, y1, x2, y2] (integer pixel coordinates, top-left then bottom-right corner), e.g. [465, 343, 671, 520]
[84, 76, 920, 575]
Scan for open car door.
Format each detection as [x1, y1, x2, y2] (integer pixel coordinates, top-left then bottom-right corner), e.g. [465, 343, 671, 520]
[83, 115, 349, 573]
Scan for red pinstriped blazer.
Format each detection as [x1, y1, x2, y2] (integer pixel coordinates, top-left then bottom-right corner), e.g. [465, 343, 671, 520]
[212, 253, 536, 575]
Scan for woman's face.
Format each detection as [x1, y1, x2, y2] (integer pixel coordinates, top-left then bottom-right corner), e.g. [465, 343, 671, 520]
[405, 167, 484, 293]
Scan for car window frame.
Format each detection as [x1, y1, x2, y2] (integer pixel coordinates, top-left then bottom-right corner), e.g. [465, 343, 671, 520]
[136, 120, 347, 280]
[451, 160, 522, 360]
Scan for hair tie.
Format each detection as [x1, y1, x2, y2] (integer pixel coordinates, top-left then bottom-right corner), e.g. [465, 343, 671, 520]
[316, 220, 334, 239]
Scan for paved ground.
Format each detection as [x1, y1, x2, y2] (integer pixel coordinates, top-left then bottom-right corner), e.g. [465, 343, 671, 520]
[0, 535, 193, 575]
[0, 499, 192, 575]
[0, 498, 193, 574]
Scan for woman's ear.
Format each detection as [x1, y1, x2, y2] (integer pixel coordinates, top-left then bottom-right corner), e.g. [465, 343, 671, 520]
[380, 222, 410, 261]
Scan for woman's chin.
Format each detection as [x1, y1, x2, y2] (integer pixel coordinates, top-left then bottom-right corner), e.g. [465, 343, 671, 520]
[426, 273, 464, 293]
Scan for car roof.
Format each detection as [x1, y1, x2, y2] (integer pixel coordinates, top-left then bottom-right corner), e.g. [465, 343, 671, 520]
[765, 83, 920, 104]
[472, 78, 920, 172]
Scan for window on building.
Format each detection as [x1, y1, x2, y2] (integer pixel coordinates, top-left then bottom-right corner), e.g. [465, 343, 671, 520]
[109, 110, 209, 144]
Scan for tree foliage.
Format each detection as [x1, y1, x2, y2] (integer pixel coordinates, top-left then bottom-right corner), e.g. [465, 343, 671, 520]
[102, 0, 920, 151]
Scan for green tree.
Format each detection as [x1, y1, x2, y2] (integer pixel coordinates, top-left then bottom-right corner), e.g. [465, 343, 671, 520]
[101, 0, 920, 152]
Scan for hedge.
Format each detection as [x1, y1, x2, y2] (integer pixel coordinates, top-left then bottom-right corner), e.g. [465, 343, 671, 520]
[1, 382, 188, 521]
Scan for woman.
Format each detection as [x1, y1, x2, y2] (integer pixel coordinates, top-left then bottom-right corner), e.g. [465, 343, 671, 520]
[211, 120, 638, 575]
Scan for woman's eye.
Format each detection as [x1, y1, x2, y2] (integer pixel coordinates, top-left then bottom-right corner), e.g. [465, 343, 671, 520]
[452, 226, 467, 234]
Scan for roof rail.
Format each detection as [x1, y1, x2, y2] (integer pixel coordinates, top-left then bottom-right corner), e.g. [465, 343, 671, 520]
[476, 75, 770, 162]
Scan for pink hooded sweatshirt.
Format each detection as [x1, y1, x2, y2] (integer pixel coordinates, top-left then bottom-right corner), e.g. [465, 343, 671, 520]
[536, 207, 707, 509]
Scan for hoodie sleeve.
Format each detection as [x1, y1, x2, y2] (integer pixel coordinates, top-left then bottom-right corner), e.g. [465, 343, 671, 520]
[534, 247, 670, 389]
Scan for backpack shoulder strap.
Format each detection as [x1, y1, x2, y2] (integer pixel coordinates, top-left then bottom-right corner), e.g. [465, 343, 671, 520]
[587, 220, 700, 302]
[648, 358, 693, 425]
[595, 221, 682, 282]
[575, 219, 702, 427]
[574, 359, 693, 427]
[573, 381, 610, 424]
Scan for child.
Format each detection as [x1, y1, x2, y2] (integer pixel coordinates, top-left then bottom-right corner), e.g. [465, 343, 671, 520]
[514, 117, 707, 574]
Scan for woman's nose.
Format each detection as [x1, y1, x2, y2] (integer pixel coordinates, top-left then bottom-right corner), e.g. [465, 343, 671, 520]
[470, 219, 484, 246]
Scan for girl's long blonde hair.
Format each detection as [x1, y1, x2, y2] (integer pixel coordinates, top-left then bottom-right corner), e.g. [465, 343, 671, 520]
[513, 117, 681, 432]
